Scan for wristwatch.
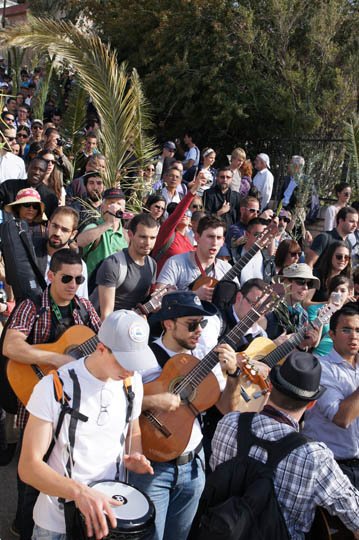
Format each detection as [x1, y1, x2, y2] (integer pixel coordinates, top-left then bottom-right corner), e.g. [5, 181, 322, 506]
[226, 367, 242, 378]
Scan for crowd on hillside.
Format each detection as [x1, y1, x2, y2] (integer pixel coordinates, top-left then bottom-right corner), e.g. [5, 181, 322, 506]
[1, 63, 359, 540]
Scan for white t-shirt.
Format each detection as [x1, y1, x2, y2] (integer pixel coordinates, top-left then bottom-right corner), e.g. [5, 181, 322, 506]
[27, 358, 143, 534]
[324, 205, 338, 232]
[157, 251, 232, 290]
[253, 168, 274, 211]
[239, 248, 264, 286]
[0, 151, 27, 183]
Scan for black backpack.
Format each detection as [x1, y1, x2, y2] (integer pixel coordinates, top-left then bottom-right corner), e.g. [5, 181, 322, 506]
[191, 412, 308, 540]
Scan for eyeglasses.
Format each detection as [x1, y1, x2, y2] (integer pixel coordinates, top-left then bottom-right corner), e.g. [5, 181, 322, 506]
[21, 203, 40, 210]
[244, 296, 259, 307]
[60, 274, 85, 285]
[246, 208, 259, 214]
[17, 133, 28, 138]
[179, 319, 208, 332]
[293, 278, 313, 287]
[343, 192, 351, 196]
[153, 204, 165, 211]
[32, 125, 43, 130]
[290, 251, 300, 257]
[335, 253, 350, 262]
[279, 216, 291, 223]
[218, 175, 232, 179]
[97, 387, 113, 426]
[5, 136, 16, 141]
[191, 205, 203, 210]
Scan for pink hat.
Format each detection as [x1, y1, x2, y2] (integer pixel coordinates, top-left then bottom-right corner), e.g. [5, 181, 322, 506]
[5, 188, 47, 223]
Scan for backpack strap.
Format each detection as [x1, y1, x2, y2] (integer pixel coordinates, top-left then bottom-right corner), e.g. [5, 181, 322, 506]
[149, 341, 170, 368]
[152, 232, 176, 262]
[236, 412, 256, 459]
[74, 297, 90, 327]
[115, 250, 128, 288]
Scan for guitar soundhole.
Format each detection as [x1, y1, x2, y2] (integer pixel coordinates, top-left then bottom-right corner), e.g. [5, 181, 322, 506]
[168, 376, 197, 405]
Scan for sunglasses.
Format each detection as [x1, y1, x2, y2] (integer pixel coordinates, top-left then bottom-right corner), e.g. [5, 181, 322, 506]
[60, 274, 85, 285]
[21, 202, 40, 209]
[32, 125, 43, 130]
[191, 204, 203, 210]
[290, 251, 300, 257]
[343, 192, 351, 196]
[17, 133, 28, 138]
[293, 278, 313, 287]
[146, 167, 155, 172]
[4, 117, 14, 123]
[45, 159, 55, 164]
[279, 216, 291, 223]
[335, 254, 350, 262]
[5, 136, 16, 141]
[219, 175, 232, 179]
[182, 319, 208, 332]
[153, 204, 165, 211]
[246, 208, 259, 214]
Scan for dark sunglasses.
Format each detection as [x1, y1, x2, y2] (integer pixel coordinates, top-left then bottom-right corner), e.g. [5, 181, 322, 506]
[191, 204, 203, 209]
[343, 192, 351, 196]
[21, 203, 40, 210]
[153, 204, 165, 211]
[293, 278, 313, 287]
[4, 117, 14, 122]
[60, 274, 85, 285]
[146, 167, 155, 172]
[32, 125, 43, 130]
[279, 216, 291, 223]
[290, 251, 300, 257]
[17, 133, 28, 138]
[45, 159, 55, 164]
[335, 253, 350, 261]
[247, 208, 259, 214]
[5, 136, 16, 141]
[184, 319, 208, 332]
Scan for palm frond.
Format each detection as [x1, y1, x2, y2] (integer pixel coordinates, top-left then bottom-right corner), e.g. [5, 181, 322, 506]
[61, 82, 87, 171]
[31, 54, 56, 121]
[344, 114, 359, 189]
[0, 16, 157, 188]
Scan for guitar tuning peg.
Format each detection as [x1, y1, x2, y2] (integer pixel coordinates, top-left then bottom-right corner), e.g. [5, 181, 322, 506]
[250, 369, 256, 376]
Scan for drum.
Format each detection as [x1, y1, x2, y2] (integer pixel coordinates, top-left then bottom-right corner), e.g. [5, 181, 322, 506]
[80, 480, 155, 540]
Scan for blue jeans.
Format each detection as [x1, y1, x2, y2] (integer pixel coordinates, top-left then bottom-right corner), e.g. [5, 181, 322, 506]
[129, 449, 205, 540]
[32, 525, 66, 540]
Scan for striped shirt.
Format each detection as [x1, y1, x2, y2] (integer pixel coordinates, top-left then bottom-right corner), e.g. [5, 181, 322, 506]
[210, 411, 359, 539]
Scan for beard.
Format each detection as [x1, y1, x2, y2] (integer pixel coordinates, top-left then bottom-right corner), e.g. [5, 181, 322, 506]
[48, 236, 68, 249]
[87, 190, 102, 203]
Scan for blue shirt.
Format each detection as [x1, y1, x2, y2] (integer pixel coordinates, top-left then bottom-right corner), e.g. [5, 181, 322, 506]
[303, 348, 359, 459]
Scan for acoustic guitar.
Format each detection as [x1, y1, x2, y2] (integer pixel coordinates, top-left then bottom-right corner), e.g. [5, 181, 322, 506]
[234, 301, 341, 414]
[192, 221, 278, 291]
[139, 282, 285, 462]
[7, 286, 170, 406]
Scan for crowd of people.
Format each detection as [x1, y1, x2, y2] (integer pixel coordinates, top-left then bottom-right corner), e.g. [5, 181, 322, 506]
[1, 65, 359, 540]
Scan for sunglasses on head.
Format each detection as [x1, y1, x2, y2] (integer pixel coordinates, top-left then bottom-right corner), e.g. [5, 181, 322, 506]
[293, 278, 313, 287]
[279, 216, 291, 223]
[335, 253, 350, 261]
[60, 274, 85, 285]
[21, 202, 40, 209]
[184, 319, 208, 332]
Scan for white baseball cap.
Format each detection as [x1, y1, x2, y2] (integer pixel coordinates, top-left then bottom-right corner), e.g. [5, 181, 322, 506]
[258, 153, 270, 168]
[98, 310, 158, 371]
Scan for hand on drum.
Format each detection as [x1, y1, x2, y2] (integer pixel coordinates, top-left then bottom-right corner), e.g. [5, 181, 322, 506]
[124, 452, 154, 475]
[75, 484, 122, 540]
[215, 343, 237, 375]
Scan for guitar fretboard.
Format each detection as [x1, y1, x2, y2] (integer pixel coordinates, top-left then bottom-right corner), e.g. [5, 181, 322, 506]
[222, 242, 260, 282]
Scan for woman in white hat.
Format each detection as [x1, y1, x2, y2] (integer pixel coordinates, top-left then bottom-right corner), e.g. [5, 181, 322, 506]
[5, 187, 47, 238]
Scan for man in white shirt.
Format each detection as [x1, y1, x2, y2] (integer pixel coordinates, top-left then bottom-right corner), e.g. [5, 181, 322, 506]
[19, 310, 156, 540]
[253, 153, 274, 211]
[0, 127, 27, 183]
[237, 218, 275, 285]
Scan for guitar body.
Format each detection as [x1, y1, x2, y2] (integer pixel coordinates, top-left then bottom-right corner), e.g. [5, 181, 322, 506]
[236, 337, 276, 413]
[7, 326, 95, 407]
[191, 276, 218, 291]
[140, 353, 221, 462]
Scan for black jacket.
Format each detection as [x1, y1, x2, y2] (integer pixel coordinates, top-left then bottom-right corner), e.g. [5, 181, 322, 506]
[203, 185, 241, 228]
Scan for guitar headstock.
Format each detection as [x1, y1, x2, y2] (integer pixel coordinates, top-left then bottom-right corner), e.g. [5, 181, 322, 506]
[252, 282, 285, 316]
[254, 221, 278, 249]
[148, 286, 175, 312]
[316, 301, 341, 325]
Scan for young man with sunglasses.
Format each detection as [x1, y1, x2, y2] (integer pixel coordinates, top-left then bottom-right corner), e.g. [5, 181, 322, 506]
[203, 167, 241, 228]
[0, 126, 26, 182]
[225, 195, 260, 251]
[130, 290, 240, 540]
[30, 119, 44, 143]
[261, 263, 320, 350]
[3, 249, 101, 540]
[17, 310, 156, 540]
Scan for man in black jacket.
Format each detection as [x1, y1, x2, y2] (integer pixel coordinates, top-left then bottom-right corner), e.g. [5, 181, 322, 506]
[203, 167, 241, 229]
[0, 157, 58, 218]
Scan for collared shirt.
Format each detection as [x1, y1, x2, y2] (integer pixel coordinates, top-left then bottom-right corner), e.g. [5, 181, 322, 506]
[239, 247, 264, 285]
[282, 176, 297, 206]
[211, 411, 359, 539]
[0, 151, 27, 183]
[253, 168, 274, 211]
[231, 306, 267, 339]
[161, 186, 182, 205]
[303, 348, 359, 459]
[8, 287, 101, 429]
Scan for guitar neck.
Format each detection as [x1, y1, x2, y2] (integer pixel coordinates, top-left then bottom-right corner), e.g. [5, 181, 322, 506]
[175, 307, 263, 393]
[261, 315, 323, 369]
[71, 335, 99, 359]
[222, 242, 260, 282]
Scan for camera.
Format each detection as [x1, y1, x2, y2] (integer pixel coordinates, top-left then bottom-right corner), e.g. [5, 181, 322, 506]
[56, 138, 64, 147]
[115, 210, 134, 220]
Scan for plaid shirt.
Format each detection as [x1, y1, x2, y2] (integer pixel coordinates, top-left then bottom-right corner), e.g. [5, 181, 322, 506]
[8, 287, 101, 429]
[210, 411, 359, 539]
